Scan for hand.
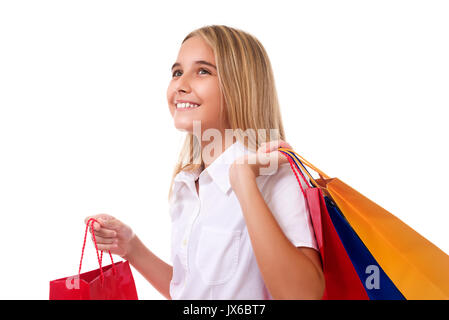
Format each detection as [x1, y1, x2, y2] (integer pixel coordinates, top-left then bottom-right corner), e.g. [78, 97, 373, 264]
[229, 139, 293, 191]
[84, 213, 135, 260]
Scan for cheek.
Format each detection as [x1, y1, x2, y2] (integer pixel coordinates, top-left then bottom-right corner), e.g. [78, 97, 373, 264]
[167, 84, 175, 117]
[199, 82, 223, 122]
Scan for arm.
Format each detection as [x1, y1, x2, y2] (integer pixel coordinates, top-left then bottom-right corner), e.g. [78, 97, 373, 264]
[230, 163, 325, 300]
[124, 235, 173, 300]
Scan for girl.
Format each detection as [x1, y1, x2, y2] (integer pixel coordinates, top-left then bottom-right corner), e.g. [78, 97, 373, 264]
[85, 25, 324, 300]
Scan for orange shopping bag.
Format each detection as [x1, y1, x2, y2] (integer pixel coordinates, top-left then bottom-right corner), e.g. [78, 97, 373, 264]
[279, 148, 449, 299]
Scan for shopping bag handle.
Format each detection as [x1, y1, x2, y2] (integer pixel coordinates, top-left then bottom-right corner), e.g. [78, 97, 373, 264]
[278, 147, 333, 199]
[281, 149, 337, 201]
[278, 147, 331, 186]
[278, 150, 310, 194]
[78, 218, 116, 283]
[279, 148, 337, 210]
[278, 148, 330, 180]
[278, 148, 318, 186]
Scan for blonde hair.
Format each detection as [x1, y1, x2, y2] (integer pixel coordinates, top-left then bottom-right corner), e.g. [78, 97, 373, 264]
[168, 25, 286, 201]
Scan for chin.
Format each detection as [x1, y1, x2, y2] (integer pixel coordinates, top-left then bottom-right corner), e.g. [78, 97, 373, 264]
[176, 127, 193, 134]
[173, 119, 193, 134]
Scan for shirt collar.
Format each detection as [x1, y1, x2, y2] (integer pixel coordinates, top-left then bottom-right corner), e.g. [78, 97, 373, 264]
[173, 140, 252, 195]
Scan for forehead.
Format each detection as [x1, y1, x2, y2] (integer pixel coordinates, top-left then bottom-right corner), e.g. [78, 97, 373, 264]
[177, 36, 215, 63]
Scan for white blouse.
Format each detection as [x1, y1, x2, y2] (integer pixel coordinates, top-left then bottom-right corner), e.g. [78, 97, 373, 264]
[168, 140, 318, 299]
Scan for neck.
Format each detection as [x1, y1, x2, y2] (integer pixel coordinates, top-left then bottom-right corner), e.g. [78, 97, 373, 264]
[197, 129, 237, 169]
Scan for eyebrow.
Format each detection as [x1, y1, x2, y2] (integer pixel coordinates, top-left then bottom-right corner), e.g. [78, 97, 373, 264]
[171, 60, 217, 71]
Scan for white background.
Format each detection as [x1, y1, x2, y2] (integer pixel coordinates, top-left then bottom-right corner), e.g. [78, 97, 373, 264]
[0, 1, 448, 299]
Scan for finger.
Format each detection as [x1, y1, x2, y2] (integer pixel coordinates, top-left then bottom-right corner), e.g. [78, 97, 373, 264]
[264, 140, 292, 152]
[85, 216, 95, 226]
[96, 243, 118, 251]
[265, 141, 276, 152]
[85, 213, 113, 225]
[96, 217, 121, 231]
[276, 140, 292, 150]
[91, 234, 116, 244]
[93, 228, 117, 238]
[95, 213, 113, 220]
[256, 141, 273, 154]
[85, 215, 108, 231]
[278, 151, 291, 164]
[84, 216, 101, 232]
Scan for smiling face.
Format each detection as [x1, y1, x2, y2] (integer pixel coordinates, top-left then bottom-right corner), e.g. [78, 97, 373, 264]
[167, 36, 228, 135]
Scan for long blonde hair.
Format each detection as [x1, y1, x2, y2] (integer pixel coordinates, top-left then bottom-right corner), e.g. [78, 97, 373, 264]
[168, 25, 286, 201]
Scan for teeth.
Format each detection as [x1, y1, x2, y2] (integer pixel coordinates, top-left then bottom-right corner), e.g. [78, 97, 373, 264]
[176, 102, 200, 109]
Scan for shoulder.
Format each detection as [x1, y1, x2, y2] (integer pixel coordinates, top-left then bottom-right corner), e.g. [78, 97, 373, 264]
[260, 163, 308, 200]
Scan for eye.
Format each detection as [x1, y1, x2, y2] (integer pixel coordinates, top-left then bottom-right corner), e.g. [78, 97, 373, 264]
[172, 68, 211, 78]
[198, 68, 211, 75]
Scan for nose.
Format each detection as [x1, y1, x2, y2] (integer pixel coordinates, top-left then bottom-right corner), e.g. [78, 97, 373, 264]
[175, 73, 191, 93]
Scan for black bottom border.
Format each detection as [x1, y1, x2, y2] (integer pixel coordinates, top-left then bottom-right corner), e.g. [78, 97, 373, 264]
[1, 300, 447, 318]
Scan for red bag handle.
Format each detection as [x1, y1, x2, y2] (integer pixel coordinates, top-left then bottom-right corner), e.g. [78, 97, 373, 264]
[78, 218, 116, 283]
[278, 149, 312, 196]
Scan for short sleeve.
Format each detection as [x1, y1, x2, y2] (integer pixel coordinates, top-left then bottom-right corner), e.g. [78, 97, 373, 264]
[261, 163, 318, 251]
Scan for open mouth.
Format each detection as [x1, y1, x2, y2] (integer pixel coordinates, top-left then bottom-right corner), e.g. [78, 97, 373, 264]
[175, 102, 201, 110]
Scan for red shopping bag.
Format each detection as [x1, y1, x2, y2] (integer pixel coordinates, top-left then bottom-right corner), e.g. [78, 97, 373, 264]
[280, 152, 368, 300]
[49, 218, 138, 300]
